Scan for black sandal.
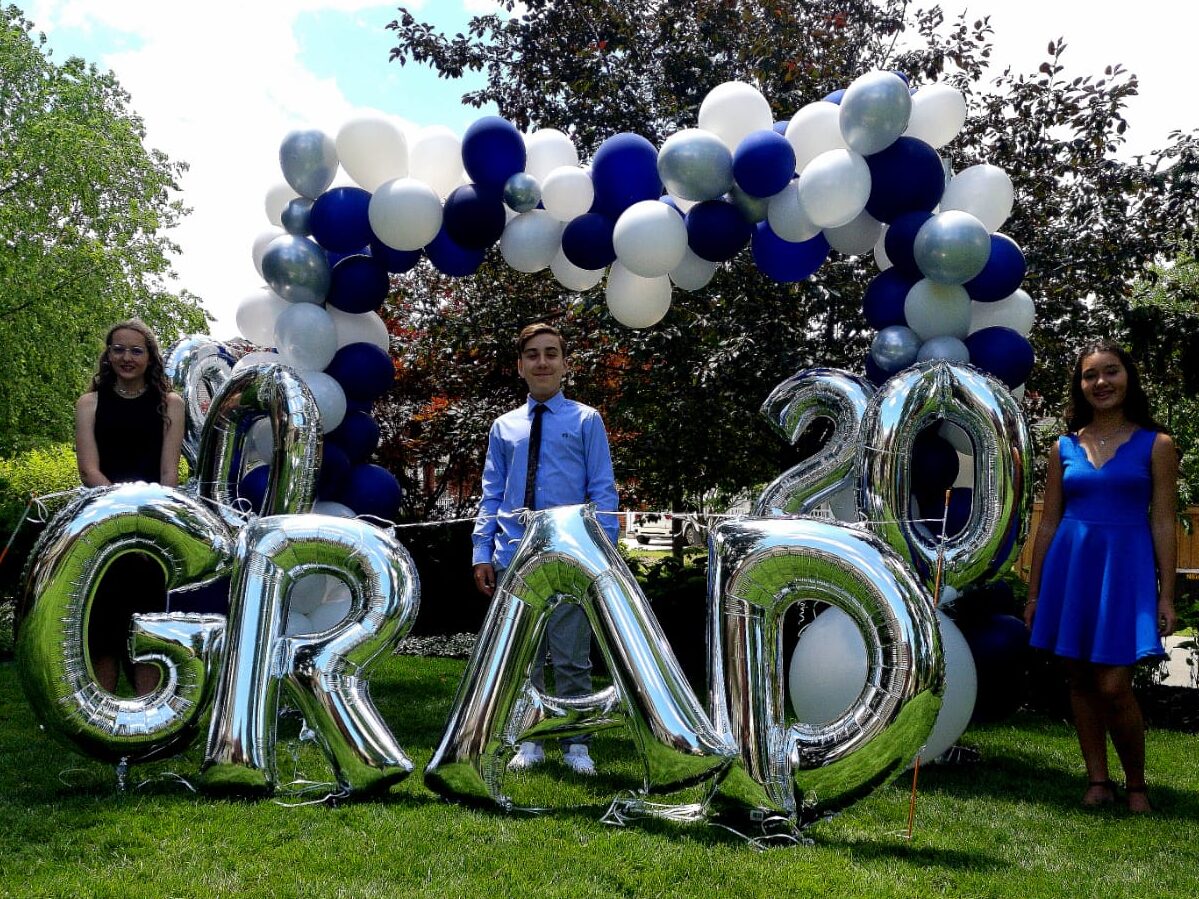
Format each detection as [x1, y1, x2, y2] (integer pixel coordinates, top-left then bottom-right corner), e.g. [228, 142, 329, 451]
[1082, 779, 1117, 807]
[1125, 783, 1152, 814]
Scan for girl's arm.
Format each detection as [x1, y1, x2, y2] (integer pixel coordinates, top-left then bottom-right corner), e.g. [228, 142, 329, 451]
[160, 393, 186, 487]
[1024, 441, 1065, 629]
[74, 393, 111, 487]
[1150, 432, 1179, 636]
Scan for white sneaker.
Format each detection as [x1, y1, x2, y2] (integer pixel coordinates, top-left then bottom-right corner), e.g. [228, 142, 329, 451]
[508, 741, 545, 772]
[563, 744, 596, 776]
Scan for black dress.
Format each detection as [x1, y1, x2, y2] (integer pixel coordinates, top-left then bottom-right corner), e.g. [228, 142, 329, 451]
[88, 387, 167, 679]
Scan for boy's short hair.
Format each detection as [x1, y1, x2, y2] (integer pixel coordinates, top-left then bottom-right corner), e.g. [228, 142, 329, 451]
[517, 322, 566, 355]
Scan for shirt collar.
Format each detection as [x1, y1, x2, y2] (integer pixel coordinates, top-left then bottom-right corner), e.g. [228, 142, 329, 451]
[526, 391, 564, 414]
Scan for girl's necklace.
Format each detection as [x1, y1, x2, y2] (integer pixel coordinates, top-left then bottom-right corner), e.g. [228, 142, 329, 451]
[114, 383, 146, 399]
[1090, 424, 1128, 447]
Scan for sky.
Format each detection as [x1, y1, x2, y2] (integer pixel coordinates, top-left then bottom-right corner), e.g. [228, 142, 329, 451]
[24, 0, 1194, 339]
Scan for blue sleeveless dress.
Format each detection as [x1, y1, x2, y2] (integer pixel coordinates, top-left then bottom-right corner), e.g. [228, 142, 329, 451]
[1030, 429, 1166, 665]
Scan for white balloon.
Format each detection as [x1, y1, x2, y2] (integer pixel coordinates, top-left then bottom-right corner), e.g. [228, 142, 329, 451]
[368, 177, 442, 251]
[904, 279, 972, 340]
[328, 307, 390, 352]
[824, 208, 883, 256]
[285, 610, 314, 636]
[969, 288, 1036, 337]
[605, 262, 672, 328]
[409, 125, 463, 197]
[669, 247, 719, 292]
[524, 128, 579, 182]
[235, 287, 289, 346]
[767, 181, 821, 243]
[541, 166, 595, 222]
[920, 612, 977, 762]
[905, 83, 968, 149]
[231, 350, 281, 374]
[313, 499, 357, 518]
[797, 149, 871, 229]
[874, 225, 893, 271]
[336, 115, 409, 191]
[298, 370, 346, 433]
[244, 416, 275, 466]
[941, 164, 1014, 233]
[788, 607, 867, 724]
[308, 596, 353, 632]
[612, 201, 688, 278]
[698, 81, 774, 151]
[785, 102, 848, 173]
[838, 70, 912, 156]
[289, 572, 333, 616]
[500, 209, 564, 273]
[252, 227, 286, 278]
[274, 303, 338, 372]
[668, 194, 698, 214]
[550, 249, 605, 292]
[264, 182, 299, 227]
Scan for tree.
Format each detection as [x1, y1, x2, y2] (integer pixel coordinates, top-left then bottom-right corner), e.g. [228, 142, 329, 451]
[0, 6, 208, 455]
[382, 1, 1199, 518]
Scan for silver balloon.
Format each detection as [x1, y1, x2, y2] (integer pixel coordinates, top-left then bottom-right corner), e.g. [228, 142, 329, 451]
[917, 335, 970, 364]
[279, 129, 339, 200]
[727, 184, 770, 224]
[201, 514, 419, 795]
[706, 516, 943, 822]
[838, 70, 913, 156]
[195, 363, 321, 519]
[857, 361, 1032, 593]
[870, 325, 920, 374]
[657, 129, 734, 202]
[503, 172, 542, 213]
[165, 336, 237, 469]
[913, 210, 991, 285]
[261, 235, 331, 305]
[281, 197, 315, 236]
[16, 483, 233, 763]
[753, 368, 874, 517]
[425, 504, 735, 808]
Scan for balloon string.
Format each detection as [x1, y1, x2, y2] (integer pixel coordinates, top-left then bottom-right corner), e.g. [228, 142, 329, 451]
[0, 499, 33, 570]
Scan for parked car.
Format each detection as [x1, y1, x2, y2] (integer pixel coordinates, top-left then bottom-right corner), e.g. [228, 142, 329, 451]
[628, 512, 706, 546]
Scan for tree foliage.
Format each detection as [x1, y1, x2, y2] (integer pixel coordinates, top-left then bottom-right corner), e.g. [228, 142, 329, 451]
[0, 5, 208, 454]
[382, 0, 1199, 517]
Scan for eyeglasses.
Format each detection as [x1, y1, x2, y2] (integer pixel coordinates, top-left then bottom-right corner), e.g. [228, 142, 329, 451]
[108, 344, 147, 359]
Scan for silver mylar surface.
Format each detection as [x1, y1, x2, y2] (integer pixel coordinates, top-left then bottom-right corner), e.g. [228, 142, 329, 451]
[165, 336, 236, 469]
[754, 368, 874, 518]
[706, 516, 942, 820]
[261, 235, 332, 305]
[195, 363, 321, 519]
[201, 514, 419, 796]
[279, 129, 338, 199]
[857, 360, 1031, 592]
[503, 172, 542, 214]
[16, 483, 233, 763]
[425, 504, 735, 809]
[657, 129, 734, 202]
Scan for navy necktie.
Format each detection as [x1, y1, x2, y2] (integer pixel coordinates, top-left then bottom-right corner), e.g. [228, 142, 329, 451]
[523, 403, 547, 509]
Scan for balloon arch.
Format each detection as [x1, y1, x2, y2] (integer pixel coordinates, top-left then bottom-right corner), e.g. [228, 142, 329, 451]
[16, 71, 1033, 841]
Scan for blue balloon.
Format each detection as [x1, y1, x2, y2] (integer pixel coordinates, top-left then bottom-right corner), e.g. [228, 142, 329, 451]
[326, 247, 368, 269]
[864, 353, 889, 386]
[823, 88, 846, 104]
[560, 212, 616, 271]
[318, 442, 351, 499]
[328, 410, 380, 464]
[443, 183, 507, 250]
[686, 200, 752, 263]
[309, 187, 373, 253]
[326, 342, 395, 401]
[772, 120, 789, 135]
[965, 327, 1035, 388]
[945, 486, 972, 535]
[883, 210, 933, 280]
[659, 195, 686, 217]
[912, 429, 960, 495]
[461, 116, 526, 190]
[864, 137, 945, 223]
[369, 238, 421, 274]
[326, 254, 390, 314]
[238, 464, 269, 514]
[863, 268, 916, 330]
[965, 234, 1026, 302]
[346, 398, 373, 416]
[425, 226, 486, 277]
[342, 463, 403, 521]
[750, 222, 829, 282]
[733, 130, 797, 198]
[590, 132, 662, 219]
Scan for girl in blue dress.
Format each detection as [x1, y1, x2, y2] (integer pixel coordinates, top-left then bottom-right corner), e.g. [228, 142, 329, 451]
[1025, 341, 1177, 813]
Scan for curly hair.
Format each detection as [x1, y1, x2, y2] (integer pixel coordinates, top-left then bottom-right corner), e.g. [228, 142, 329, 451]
[90, 319, 174, 427]
[1064, 340, 1165, 434]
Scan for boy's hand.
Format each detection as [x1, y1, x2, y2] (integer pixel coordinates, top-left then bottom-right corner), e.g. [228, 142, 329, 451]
[474, 563, 496, 597]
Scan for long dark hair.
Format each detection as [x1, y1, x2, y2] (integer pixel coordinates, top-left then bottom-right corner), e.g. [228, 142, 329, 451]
[1065, 340, 1165, 433]
[90, 319, 174, 427]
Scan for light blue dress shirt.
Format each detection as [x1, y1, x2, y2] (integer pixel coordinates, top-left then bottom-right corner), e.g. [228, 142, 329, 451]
[472, 391, 620, 569]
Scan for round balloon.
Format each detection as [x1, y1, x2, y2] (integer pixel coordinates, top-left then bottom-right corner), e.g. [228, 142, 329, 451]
[904, 83, 968, 149]
[789, 607, 867, 724]
[326, 254, 390, 315]
[838, 70, 912, 156]
[550, 249, 606, 292]
[685, 200, 752, 262]
[605, 262, 672, 328]
[864, 136, 945, 224]
[824, 208, 883, 256]
[309, 187, 373, 254]
[541, 166, 595, 222]
[669, 248, 719, 292]
[751, 223, 830, 283]
[913, 211, 992, 284]
[871, 325, 920, 373]
[409, 125, 463, 197]
[657, 129, 734, 202]
[732, 129, 796, 198]
[328, 410, 381, 464]
[591, 132, 661, 219]
[969, 288, 1035, 337]
[561, 212, 617, 271]
[767, 181, 821, 243]
[425, 227, 486, 277]
[236, 287, 290, 346]
[281, 198, 313, 236]
[964, 327, 1035, 388]
[265, 184, 299, 228]
[613, 200, 689, 278]
[342, 463, 403, 520]
[919, 612, 978, 762]
[500, 210, 563, 273]
[461, 116, 526, 190]
[443, 183, 507, 250]
[964, 234, 1026, 302]
[261, 235, 331, 305]
[274, 303, 338, 372]
[503, 172, 542, 214]
[785, 101, 848, 172]
[941, 164, 1014, 233]
[326, 341, 395, 401]
[368, 178, 442, 251]
[336, 115, 408, 192]
[862, 268, 915, 330]
[797, 149, 871, 229]
[904, 279, 972, 340]
[524, 128, 579, 182]
[297, 370, 347, 433]
[279, 129, 338, 199]
[698, 81, 773, 151]
[883, 210, 934, 280]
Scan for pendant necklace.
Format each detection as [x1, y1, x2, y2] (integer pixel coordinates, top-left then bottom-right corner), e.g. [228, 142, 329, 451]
[114, 384, 146, 399]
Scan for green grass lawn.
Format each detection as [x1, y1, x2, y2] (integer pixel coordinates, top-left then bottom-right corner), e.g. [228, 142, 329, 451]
[2, 654, 1196, 899]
